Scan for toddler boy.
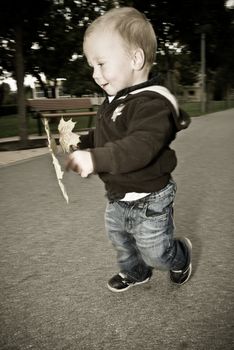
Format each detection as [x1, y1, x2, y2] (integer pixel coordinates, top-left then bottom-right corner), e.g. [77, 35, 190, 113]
[66, 7, 192, 292]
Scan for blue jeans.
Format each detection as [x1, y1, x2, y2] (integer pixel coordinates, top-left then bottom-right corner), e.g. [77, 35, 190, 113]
[105, 180, 188, 282]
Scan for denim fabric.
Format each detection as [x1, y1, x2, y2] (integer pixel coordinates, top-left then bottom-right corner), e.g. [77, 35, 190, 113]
[105, 179, 188, 282]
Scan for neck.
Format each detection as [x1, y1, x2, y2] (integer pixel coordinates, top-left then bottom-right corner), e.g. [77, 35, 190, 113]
[132, 70, 149, 86]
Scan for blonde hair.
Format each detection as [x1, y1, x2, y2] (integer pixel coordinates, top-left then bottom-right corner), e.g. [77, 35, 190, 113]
[84, 7, 157, 70]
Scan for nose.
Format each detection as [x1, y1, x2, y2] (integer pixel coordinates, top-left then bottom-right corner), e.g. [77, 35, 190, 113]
[92, 66, 101, 81]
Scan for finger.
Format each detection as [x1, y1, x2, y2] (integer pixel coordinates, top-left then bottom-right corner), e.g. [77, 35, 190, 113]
[75, 164, 81, 174]
[66, 157, 82, 174]
[65, 158, 72, 171]
[65, 155, 75, 171]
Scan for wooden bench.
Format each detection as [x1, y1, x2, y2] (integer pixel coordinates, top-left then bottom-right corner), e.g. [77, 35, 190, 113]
[27, 97, 97, 135]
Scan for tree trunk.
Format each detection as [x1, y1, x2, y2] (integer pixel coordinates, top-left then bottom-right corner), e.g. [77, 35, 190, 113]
[15, 24, 28, 146]
[51, 79, 57, 98]
[33, 71, 49, 98]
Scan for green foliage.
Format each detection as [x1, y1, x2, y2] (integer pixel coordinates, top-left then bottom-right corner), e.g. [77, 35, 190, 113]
[1, 101, 234, 138]
[0, 0, 110, 94]
[63, 57, 102, 96]
[0, 105, 17, 116]
[175, 55, 199, 86]
[120, 0, 234, 93]
[0, 83, 11, 105]
[0, 113, 96, 138]
[0, 114, 37, 138]
[0, 0, 233, 97]
[0, 0, 52, 77]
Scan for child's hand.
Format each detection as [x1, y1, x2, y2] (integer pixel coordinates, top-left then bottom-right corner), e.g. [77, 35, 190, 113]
[66, 150, 94, 178]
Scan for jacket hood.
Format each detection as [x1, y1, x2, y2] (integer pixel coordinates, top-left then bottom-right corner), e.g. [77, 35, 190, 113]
[114, 79, 191, 131]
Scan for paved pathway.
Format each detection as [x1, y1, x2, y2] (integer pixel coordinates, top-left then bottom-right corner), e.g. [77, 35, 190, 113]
[0, 136, 49, 166]
[0, 109, 233, 350]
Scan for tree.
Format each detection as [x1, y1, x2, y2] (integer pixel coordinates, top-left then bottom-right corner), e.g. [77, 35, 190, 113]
[119, 0, 234, 96]
[1, 0, 233, 144]
[25, 0, 118, 97]
[0, 0, 117, 142]
[0, 0, 51, 145]
[63, 56, 102, 97]
[0, 83, 11, 105]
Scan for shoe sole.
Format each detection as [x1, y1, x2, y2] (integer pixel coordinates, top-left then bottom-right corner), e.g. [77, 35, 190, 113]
[107, 276, 151, 293]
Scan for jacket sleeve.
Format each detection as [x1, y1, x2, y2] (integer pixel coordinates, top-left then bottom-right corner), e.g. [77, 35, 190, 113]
[91, 99, 174, 174]
[78, 130, 95, 150]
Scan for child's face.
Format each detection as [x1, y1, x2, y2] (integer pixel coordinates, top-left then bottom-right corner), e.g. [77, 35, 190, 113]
[84, 30, 139, 96]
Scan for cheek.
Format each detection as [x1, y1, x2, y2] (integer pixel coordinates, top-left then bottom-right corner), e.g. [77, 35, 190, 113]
[102, 67, 116, 81]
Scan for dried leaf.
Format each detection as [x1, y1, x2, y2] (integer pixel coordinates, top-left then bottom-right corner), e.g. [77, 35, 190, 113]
[43, 118, 69, 203]
[58, 117, 80, 153]
[51, 153, 64, 180]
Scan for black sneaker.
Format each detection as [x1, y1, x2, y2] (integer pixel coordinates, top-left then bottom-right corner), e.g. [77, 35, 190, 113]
[107, 272, 152, 293]
[170, 237, 192, 285]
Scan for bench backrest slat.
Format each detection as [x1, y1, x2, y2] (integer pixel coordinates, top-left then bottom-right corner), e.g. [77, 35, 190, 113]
[27, 98, 93, 111]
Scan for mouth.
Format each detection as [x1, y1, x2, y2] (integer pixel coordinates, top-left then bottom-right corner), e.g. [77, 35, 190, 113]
[101, 83, 109, 90]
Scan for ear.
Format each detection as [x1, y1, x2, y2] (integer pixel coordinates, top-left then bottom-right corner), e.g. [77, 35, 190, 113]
[132, 48, 145, 70]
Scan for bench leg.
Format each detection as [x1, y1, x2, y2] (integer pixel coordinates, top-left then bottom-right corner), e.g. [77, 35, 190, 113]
[37, 118, 43, 136]
[87, 116, 93, 129]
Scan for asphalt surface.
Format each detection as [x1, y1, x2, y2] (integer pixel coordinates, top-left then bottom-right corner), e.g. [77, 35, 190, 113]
[0, 109, 234, 350]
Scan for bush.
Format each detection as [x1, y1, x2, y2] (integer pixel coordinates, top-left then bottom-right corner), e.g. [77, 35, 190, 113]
[0, 105, 17, 116]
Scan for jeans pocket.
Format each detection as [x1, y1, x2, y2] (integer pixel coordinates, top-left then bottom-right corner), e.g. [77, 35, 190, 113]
[144, 192, 174, 221]
[145, 202, 169, 219]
